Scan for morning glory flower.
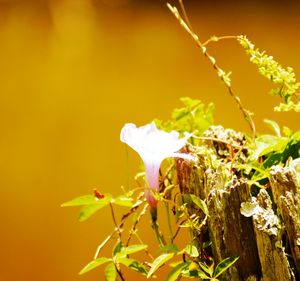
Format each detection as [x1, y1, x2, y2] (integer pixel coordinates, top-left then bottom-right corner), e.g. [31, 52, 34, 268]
[120, 122, 195, 208]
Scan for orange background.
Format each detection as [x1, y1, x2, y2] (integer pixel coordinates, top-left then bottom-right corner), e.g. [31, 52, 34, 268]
[0, 0, 299, 280]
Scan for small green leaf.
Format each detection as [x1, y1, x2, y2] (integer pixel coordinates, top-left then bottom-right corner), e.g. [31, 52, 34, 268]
[79, 257, 111, 275]
[119, 244, 148, 255]
[182, 267, 210, 279]
[105, 263, 116, 281]
[113, 196, 133, 207]
[112, 241, 123, 257]
[117, 257, 148, 275]
[78, 202, 107, 222]
[213, 256, 239, 278]
[62, 194, 112, 222]
[160, 244, 179, 253]
[147, 253, 175, 278]
[164, 262, 188, 281]
[199, 262, 213, 277]
[264, 119, 281, 137]
[183, 244, 199, 257]
[190, 195, 209, 216]
[203, 241, 212, 249]
[283, 126, 293, 137]
[62, 194, 111, 207]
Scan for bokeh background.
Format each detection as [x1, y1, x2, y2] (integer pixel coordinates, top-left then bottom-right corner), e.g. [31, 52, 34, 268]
[1, 0, 299, 280]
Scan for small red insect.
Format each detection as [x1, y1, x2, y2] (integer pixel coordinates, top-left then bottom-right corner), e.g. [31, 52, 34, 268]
[93, 189, 105, 199]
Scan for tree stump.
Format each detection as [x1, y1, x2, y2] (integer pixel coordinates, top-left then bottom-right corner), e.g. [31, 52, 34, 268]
[177, 126, 300, 281]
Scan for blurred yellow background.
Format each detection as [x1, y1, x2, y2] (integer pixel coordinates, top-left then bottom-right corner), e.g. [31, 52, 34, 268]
[0, 0, 299, 280]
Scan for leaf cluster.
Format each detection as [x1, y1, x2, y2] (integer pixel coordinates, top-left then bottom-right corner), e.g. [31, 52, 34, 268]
[155, 97, 214, 138]
[147, 245, 238, 281]
[243, 120, 300, 186]
[80, 243, 149, 280]
[62, 193, 134, 222]
[237, 35, 300, 112]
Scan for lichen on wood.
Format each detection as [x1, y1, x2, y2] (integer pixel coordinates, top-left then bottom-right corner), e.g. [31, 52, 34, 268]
[177, 125, 300, 281]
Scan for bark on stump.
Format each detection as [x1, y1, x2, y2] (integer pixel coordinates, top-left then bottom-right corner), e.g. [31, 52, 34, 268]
[176, 126, 300, 281]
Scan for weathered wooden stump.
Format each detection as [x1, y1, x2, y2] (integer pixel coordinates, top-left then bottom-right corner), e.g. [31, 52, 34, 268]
[177, 126, 300, 281]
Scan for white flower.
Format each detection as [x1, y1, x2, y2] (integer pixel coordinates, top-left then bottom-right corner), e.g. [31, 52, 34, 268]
[120, 122, 195, 208]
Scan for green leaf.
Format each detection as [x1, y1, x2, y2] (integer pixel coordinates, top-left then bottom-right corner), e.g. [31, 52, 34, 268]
[183, 244, 199, 258]
[147, 253, 175, 278]
[112, 196, 133, 207]
[260, 138, 288, 157]
[79, 257, 111, 275]
[158, 97, 214, 137]
[182, 267, 210, 279]
[283, 126, 293, 137]
[264, 119, 281, 137]
[117, 257, 148, 275]
[203, 241, 212, 249]
[119, 244, 148, 256]
[164, 262, 188, 281]
[160, 244, 179, 253]
[78, 201, 108, 222]
[62, 193, 112, 222]
[105, 263, 116, 281]
[112, 241, 123, 257]
[250, 135, 289, 162]
[199, 262, 213, 277]
[213, 256, 239, 278]
[190, 194, 209, 216]
[61, 193, 111, 207]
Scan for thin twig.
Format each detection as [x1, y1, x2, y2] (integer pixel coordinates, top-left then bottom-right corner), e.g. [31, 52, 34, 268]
[178, 0, 194, 32]
[161, 163, 175, 184]
[203, 35, 237, 46]
[165, 202, 174, 243]
[134, 232, 154, 260]
[109, 202, 122, 239]
[94, 197, 145, 259]
[126, 204, 148, 246]
[167, 2, 256, 139]
[172, 219, 187, 241]
[115, 264, 125, 281]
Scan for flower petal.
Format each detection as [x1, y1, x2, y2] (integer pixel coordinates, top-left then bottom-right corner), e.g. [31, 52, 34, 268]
[120, 122, 195, 208]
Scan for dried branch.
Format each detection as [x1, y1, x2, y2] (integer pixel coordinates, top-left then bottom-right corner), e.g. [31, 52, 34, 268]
[167, 2, 256, 139]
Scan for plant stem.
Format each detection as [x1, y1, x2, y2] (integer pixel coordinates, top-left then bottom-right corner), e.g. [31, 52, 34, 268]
[115, 264, 125, 281]
[151, 212, 167, 248]
[109, 202, 122, 239]
[203, 35, 237, 46]
[165, 202, 174, 243]
[126, 204, 148, 246]
[167, 2, 256, 139]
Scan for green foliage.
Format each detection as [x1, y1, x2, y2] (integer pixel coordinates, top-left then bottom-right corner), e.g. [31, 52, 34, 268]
[79, 257, 111, 275]
[147, 253, 176, 278]
[79, 243, 149, 276]
[61, 194, 112, 207]
[117, 257, 149, 275]
[165, 262, 189, 281]
[245, 120, 300, 186]
[61, 193, 133, 222]
[199, 261, 214, 277]
[189, 194, 209, 216]
[183, 244, 199, 258]
[112, 195, 133, 207]
[155, 97, 214, 137]
[213, 256, 239, 278]
[117, 244, 148, 256]
[104, 263, 117, 281]
[237, 35, 300, 112]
